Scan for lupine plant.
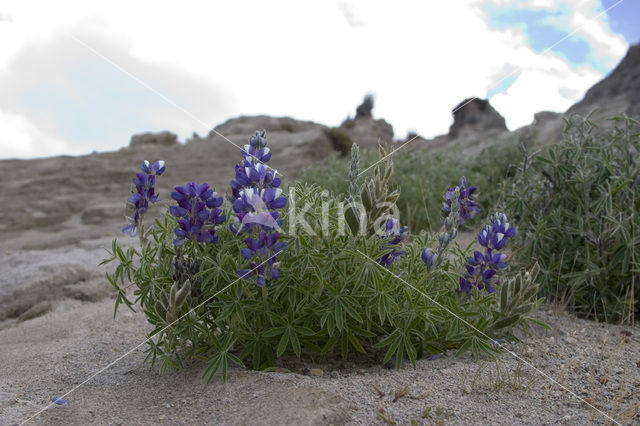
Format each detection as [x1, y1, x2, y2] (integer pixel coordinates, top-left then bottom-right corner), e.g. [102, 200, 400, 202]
[504, 115, 640, 322]
[103, 131, 545, 383]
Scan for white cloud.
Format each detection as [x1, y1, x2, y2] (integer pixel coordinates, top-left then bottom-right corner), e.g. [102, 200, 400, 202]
[0, 110, 86, 159]
[0, 0, 630, 157]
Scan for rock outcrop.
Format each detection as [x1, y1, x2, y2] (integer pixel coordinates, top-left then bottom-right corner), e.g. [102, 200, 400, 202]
[448, 98, 507, 138]
[197, 115, 336, 176]
[355, 94, 374, 119]
[129, 131, 178, 148]
[339, 96, 394, 148]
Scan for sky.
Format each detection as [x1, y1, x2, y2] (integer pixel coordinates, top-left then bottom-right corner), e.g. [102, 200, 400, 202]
[0, 0, 638, 159]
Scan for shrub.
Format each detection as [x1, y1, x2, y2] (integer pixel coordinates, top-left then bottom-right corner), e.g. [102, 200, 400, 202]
[103, 132, 543, 382]
[326, 127, 353, 156]
[503, 115, 640, 323]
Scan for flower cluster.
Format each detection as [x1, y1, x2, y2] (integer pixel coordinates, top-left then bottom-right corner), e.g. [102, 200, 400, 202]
[238, 232, 287, 286]
[169, 182, 225, 246]
[229, 131, 285, 234]
[230, 131, 288, 286]
[231, 187, 287, 232]
[459, 212, 516, 294]
[422, 177, 481, 271]
[442, 176, 479, 225]
[123, 160, 166, 237]
[378, 218, 409, 266]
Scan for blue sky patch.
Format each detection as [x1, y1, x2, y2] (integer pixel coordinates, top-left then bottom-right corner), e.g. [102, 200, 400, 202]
[19, 62, 161, 151]
[484, 4, 609, 73]
[601, 0, 640, 44]
[486, 69, 520, 99]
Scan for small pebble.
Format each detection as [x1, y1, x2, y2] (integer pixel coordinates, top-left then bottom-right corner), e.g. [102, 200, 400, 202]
[310, 368, 323, 377]
[581, 397, 595, 407]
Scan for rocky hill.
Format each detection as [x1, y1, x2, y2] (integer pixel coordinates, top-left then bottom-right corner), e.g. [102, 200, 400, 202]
[567, 42, 640, 122]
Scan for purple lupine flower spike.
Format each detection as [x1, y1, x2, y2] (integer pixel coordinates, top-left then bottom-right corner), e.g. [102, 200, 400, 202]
[442, 175, 480, 224]
[232, 131, 288, 286]
[122, 160, 165, 238]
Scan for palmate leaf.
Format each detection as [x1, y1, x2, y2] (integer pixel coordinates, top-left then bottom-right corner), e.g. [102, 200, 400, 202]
[375, 328, 419, 369]
[203, 334, 243, 383]
[455, 335, 499, 359]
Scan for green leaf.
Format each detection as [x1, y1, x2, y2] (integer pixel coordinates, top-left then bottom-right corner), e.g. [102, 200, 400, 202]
[347, 331, 366, 354]
[492, 315, 521, 330]
[276, 330, 290, 357]
[455, 337, 473, 357]
[289, 329, 302, 357]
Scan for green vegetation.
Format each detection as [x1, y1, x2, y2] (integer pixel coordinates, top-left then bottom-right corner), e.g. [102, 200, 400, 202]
[103, 137, 540, 383]
[326, 127, 353, 156]
[299, 141, 521, 232]
[504, 115, 640, 322]
[300, 114, 640, 323]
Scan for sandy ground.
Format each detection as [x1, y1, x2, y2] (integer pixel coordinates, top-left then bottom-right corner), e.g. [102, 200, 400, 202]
[1, 277, 639, 425]
[1, 137, 639, 425]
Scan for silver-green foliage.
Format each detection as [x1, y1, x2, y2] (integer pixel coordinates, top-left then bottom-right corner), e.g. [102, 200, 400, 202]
[504, 115, 640, 322]
[102, 180, 542, 382]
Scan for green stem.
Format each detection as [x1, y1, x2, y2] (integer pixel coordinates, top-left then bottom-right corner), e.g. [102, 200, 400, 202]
[138, 218, 146, 248]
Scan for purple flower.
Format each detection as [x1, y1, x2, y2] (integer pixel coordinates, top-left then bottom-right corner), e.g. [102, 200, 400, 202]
[459, 213, 515, 294]
[122, 160, 165, 237]
[230, 131, 288, 286]
[378, 218, 409, 266]
[170, 182, 226, 246]
[442, 176, 480, 224]
[237, 232, 286, 286]
[229, 131, 282, 205]
[421, 248, 436, 269]
[231, 187, 286, 232]
[51, 396, 68, 405]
